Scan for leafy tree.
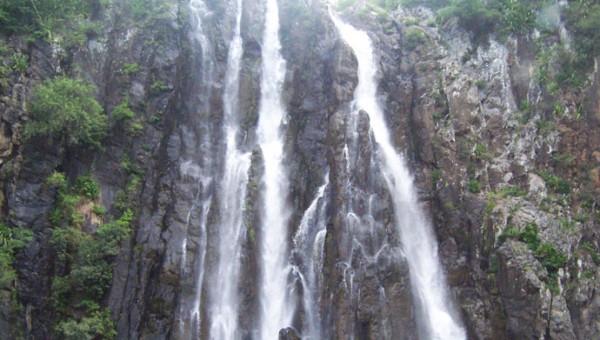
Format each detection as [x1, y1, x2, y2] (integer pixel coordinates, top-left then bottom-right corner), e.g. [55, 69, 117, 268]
[57, 310, 116, 340]
[25, 77, 106, 149]
[438, 0, 501, 41]
[564, 0, 600, 61]
[0, 0, 92, 37]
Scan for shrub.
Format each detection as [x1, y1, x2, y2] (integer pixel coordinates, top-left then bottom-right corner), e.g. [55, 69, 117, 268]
[74, 175, 100, 200]
[111, 101, 135, 121]
[10, 52, 27, 74]
[438, 0, 501, 43]
[25, 77, 106, 149]
[404, 27, 427, 51]
[539, 171, 571, 195]
[518, 222, 540, 251]
[563, 0, 600, 63]
[57, 310, 116, 340]
[468, 178, 481, 193]
[498, 0, 536, 35]
[473, 143, 487, 161]
[0, 222, 32, 287]
[121, 63, 140, 75]
[0, 0, 92, 38]
[430, 169, 443, 189]
[498, 185, 526, 197]
[536, 243, 568, 272]
[497, 225, 518, 244]
[47, 171, 68, 194]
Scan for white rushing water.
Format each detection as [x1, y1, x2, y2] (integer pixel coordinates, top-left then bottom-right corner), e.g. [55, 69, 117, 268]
[183, 1, 215, 338]
[292, 174, 329, 339]
[330, 13, 467, 340]
[257, 0, 295, 337]
[208, 0, 251, 338]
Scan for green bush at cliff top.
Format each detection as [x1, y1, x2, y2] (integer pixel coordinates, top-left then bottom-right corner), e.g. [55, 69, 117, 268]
[25, 77, 106, 149]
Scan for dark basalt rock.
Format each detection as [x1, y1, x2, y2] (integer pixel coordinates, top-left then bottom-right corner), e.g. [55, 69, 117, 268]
[1, 1, 599, 339]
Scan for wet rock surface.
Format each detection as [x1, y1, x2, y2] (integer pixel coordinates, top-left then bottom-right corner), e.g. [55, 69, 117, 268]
[0, 0, 599, 339]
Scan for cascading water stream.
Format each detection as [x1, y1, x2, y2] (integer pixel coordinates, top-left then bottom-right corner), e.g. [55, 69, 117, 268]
[208, 0, 251, 338]
[257, 0, 295, 337]
[183, 0, 215, 338]
[292, 174, 329, 339]
[330, 13, 466, 340]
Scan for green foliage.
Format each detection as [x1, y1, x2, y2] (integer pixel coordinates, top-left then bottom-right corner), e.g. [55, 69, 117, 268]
[563, 0, 600, 64]
[48, 171, 68, 194]
[0, 222, 32, 287]
[50, 226, 83, 263]
[430, 169, 443, 189]
[518, 222, 541, 251]
[473, 143, 487, 161]
[74, 175, 100, 200]
[438, 0, 501, 42]
[535, 119, 555, 137]
[92, 205, 106, 217]
[127, 0, 171, 22]
[497, 185, 527, 197]
[496, 219, 567, 292]
[111, 101, 135, 121]
[0, 0, 93, 40]
[498, 0, 536, 35]
[57, 310, 116, 340]
[372, 0, 402, 11]
[121, 63, 140, 75]
[497, 225, 518, 245]
[580, 242, 600, 265]
[335, 0, 359, 11]
[538, 171, 571, 195]
[49, 171, 131, 338]
[536, 243, 568, 272]
[10, 52, 27, 74]
[25, 77, 106, 149]
[467, 178, 481, 193]
[404, 27, 427, 51]
[552, 153, 575, 167]
[475, 79, 486, 90]
[150, 77, 168, 93]
[536, 47, 552, 86]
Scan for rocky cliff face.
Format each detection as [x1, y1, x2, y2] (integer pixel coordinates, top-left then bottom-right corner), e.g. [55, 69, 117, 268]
[0, 0, 599, 339]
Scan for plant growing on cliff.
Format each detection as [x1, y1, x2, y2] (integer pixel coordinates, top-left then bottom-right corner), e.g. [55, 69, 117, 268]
[74, 175, 100, 200]
[430, 169, 443, 190]
[10, 52, 27, 74]
[57, 310, 116, 340]
[518, 222, 541, 250]
[563, 0, 600, 67]
[467, 178, 481, 193]
[404, 27, 427, 51]
[536, 243, 568, 273]
[47, 171, 133, 338]
[0, 0, 93, 41]
[0, 222, 32, 289]
[25, 77, 106, 149]
[538, 171, 571, 195]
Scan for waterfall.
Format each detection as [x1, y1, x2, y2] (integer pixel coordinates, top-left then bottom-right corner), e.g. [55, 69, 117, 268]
[257, 0, 295, 337]
[208, 0, 251, 338]
[178, 0, 215, 338]
[330, 13, 467, 340]
[292, 174, 329, 339]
